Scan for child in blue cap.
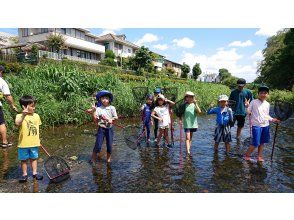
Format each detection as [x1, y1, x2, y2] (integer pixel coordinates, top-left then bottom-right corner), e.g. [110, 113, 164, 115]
[89, 90, 118, 163]
[140, 94, 154, 144]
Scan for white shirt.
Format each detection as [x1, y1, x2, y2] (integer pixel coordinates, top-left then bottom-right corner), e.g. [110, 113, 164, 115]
[95, 105, 118, 128]
[248, 99, 273, 127]
[154, 104, 170, 128]
[0, 77, 11, 106]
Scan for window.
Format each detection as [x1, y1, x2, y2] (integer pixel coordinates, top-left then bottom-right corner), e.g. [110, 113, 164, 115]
[114, 43, 123, 50]
[85, 35, 95, 43]
[104, 43, 110, 50]
[74, 29, 85, 39]
[40, 28, 48, 33]
[128, 48, 132, 53]
[22, 28, 29, 37]
[60, 28, 66, 34]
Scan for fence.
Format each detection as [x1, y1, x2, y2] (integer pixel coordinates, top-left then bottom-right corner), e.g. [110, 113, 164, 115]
[0, 53, 17, 62]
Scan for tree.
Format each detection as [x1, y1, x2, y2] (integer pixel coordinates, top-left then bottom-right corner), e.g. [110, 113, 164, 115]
[46, 34, 66, 53]
[192, 63, 202, 80]
[181, 63, 190, 78]
[132, 46, 154, 73]
[222, 75, 239, 89]
[218, 68, 232, 82]
[105, 49, 116, 59]
[257, 28, 294, 90]
[99, 49, 117, 67]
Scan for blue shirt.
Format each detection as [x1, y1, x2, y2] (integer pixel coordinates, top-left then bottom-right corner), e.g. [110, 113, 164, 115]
[207, 106, 233, 126]
[142, 104, 152, 123]
[229, 88, 253, 116]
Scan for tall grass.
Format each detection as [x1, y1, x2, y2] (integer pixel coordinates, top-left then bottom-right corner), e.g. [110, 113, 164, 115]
[2, 62, 230, 131]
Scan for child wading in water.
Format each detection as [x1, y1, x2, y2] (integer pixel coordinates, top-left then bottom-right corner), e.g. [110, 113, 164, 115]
[140, 94, 154, 144]
[88, 90, 118, 163]
[178, 92, 201, 155]
[15, 95, 43, 182]
[207, 95, 233, 153]
[244, 86, 279, 162]
[151, 94, 175, 147]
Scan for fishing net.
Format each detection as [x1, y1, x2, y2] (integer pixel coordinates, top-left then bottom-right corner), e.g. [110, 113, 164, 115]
[274, 100, 293, 121]
[162, 87, 178, 102]
[122, 125, 145, 150]
[132, 87, 149, 105]
[44, 156, 70, 182]
[173, 98, 185, 117]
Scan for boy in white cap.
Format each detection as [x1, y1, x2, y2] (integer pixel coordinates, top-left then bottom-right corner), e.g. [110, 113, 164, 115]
[178, 91, 201, 155]
[207, 95, 234, 153]
[151, 94, 175, 147]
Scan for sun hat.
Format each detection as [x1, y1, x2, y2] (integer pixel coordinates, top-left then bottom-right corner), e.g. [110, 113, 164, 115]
[258, 85, 269, 93]
[218, 94, 229, 101]
[154, 88, 162, 94]
[157, 94, 165, 100]
[237, 78, 246, 86]
[95, 90, 113, 107]
[184, 91, 195, 97]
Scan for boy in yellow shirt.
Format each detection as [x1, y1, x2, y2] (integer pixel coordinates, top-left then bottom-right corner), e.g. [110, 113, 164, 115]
[15, 95, 43, 183]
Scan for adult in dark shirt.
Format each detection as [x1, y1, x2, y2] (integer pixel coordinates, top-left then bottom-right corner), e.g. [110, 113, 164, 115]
[229, 78, 253, 141]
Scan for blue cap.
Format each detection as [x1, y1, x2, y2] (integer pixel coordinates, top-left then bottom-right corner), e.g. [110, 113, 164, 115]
[154, 88, 161, 93]
[95, 90, 113, 107]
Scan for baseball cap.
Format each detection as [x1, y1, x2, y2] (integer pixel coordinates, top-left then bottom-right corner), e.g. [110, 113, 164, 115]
[218, 94, 229, 101]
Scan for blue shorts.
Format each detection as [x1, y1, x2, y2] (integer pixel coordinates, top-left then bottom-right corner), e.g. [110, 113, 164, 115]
[251, 126, 270, 147]
[18, 147, 39, 161]
[184, 128, 197, 133]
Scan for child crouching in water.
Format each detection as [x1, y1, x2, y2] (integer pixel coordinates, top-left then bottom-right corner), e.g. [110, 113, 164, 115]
[151, 94, 175, 148]
[88, 90, 118, 163]
[140, 94, 154, 144]
[178, 92, 201, 155]
[207, 95, 233, 153]
[244, 86, 279, 162]
[15, 95, 43, 182]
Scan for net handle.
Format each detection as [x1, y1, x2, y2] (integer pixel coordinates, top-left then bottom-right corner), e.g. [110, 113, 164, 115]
[40, 144, 51, 157]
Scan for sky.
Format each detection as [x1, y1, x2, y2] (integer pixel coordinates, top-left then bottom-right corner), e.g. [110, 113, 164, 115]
[0, 28, 282, 82]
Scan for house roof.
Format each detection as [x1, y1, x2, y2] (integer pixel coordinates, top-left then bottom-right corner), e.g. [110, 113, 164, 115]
[164, 59, 182, 66]
[96, 33, 140, 49]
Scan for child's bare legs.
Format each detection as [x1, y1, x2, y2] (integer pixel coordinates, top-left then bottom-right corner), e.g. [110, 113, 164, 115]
[30, 159, 37, 175]
[156, 129, 164, 146]
[106, 153, 111, 163]
[0, 124, 8, 144]
[225, 142, 230, 153]
[185, 132, 192, 154]
[91, 152, 97, 163]
[244, 145, 255, 159]
[257, 144, 264, 161]
[21, 160, 28, 176]
[164, 128, 170, 145]
[214, 142, 219, 152]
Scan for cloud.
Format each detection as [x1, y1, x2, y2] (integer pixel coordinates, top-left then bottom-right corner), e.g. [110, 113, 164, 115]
[228, 40, 253, 47]
[255, 28, 282, 37]
[135, 33, 159, 46]
[172, 37, 195, 48]
[99, 28, 121, 36]
[153, 44, 168, 51]
[250, 50, 263, 60]
[180, 48, 258, 82]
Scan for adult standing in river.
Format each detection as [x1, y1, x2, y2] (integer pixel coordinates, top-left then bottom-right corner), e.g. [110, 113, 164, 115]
[0, 65, 19, 148]
[229, 78, 253, 141]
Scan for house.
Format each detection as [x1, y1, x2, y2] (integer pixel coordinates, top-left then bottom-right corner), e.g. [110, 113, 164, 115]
[0, 32, 17, 54]
[10, 28, 105, 64]
[95, 33, 139, 58]
[163, 59, 182, 77]
[200, 73, 220, 83]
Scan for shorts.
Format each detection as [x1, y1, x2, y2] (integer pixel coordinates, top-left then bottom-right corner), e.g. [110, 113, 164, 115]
[159, 125, 169, 130]
[18, 147, 39, 161]
[214, 125, 232, 143]
[93, 127, 114, 154]
[184, 128, 197, 133]
[251, 125, 270, 147]
[233, 115, 246, 128]
[0, 107, 5, 125]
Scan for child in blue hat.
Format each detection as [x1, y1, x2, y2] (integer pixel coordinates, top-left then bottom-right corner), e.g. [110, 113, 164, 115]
[140, 94, 154, 144]
[89, 90, 118, 163]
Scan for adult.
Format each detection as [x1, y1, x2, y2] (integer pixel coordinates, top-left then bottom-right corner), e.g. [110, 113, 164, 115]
[229, 78, 253, 141]
[0, 65, 19, 148]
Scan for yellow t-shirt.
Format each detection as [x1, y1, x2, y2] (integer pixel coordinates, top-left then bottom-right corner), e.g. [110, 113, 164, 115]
[16, 113, 42, 148]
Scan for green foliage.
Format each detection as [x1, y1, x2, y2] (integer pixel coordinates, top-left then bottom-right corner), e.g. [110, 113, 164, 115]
[0, 61, 25, 73]
[105, 49, 116, 59]
[99, 57, 117, 67]
[257, 28, 294, 90]
[181, 63, 190, 78]
[218, 68, 232, 82]
[192, 63, 202, 80]
[132, 46, 154, 73]
[46, 33, 66, 53]
[222, 76, 239, 89]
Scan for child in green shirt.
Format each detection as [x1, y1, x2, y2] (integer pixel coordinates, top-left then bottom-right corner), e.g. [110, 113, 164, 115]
[178, 91, 201, 156]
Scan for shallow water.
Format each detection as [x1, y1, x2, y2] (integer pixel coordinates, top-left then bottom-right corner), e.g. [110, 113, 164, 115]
[0, 115, 293, 193]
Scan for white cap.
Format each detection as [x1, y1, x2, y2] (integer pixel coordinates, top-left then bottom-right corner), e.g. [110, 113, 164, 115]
[218, 95, 229, 101]
[157, 94, 165, 100]
[185, 91, 195, 97]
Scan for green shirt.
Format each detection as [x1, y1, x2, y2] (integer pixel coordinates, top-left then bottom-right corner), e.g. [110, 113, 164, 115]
[229, 88, 253, 116]
[183, 103, 198, 129]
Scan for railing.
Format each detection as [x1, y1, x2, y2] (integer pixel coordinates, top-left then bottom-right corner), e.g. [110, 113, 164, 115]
[0, 53, 17, 62]
[38, 50, 99, 65]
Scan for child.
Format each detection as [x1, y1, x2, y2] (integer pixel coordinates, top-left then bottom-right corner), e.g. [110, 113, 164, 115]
[153, 87, 162, 140]
[15, 95, 43, 183]
[140, 94, 154, 144]
[90, 90, 118, 163]
[178, 92, 201, 155]
[207, 95, 233, 153]
[244, 86, 280, 162]
[151, 94, 175, 147]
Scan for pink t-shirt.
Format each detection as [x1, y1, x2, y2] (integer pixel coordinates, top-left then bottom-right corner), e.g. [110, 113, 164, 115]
[247, 99, 273, 127]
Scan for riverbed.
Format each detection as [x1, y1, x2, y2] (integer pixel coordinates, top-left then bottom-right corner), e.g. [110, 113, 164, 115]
[0, 115, 293, 193]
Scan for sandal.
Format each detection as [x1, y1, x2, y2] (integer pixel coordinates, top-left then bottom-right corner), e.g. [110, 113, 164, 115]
[19, 175, 28, 183]
[33, 174, 43, 180]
